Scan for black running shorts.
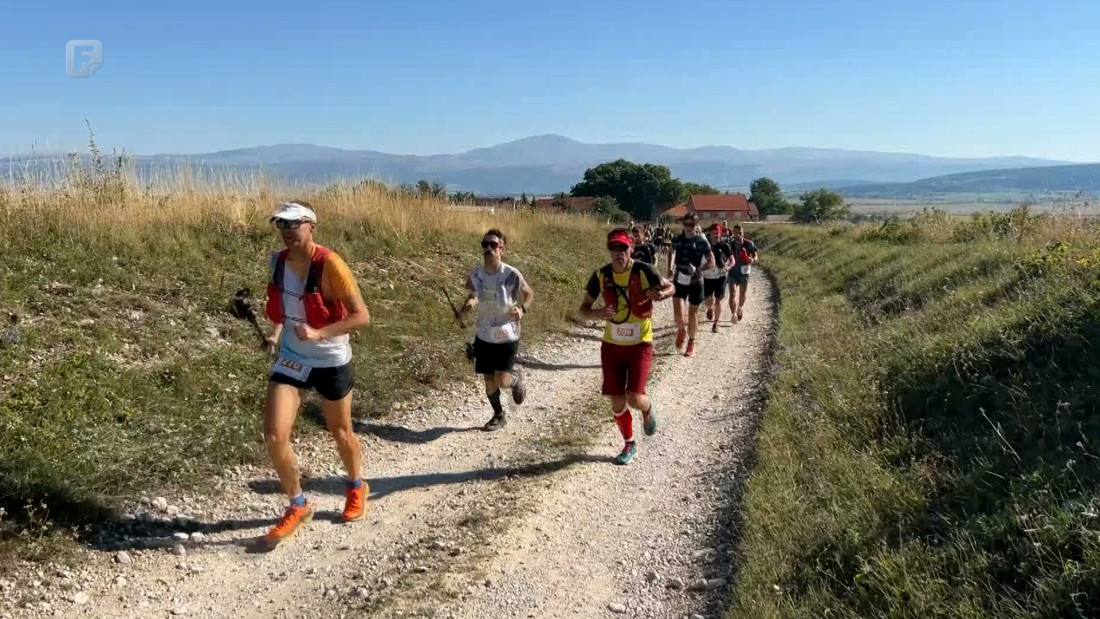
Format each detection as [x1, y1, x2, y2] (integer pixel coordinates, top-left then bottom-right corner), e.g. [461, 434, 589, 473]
[704, 277, 727, 300]
[473, 337, 519, 375]
[673, 280, 705, 306]
[270, 362, 354, 401]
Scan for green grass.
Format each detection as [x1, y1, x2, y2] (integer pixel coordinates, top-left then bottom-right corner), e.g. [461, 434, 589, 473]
[0, 185, 607, 559]
[730, 220, 1100, 618]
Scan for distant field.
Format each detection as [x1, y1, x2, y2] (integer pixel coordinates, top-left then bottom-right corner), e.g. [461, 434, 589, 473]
[846, 192, 1098, 216]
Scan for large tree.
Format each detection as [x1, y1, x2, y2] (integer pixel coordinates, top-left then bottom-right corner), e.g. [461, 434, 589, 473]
[794, 189, 851, 223]
[750, 177, 793, 216]
[683, 182, 720, 196]
[571, 159, 684, 220]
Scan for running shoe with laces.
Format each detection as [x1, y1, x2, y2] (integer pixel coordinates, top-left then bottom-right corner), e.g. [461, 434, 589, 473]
[342, 482, 369, 523]
[642, 405, 657, 436]
[685, 339, 696, 357]
[264, 503, 314, 549]
[675, 328, 686, 349]
[511, 371, 526, 406]
[615, 441, 637, 465]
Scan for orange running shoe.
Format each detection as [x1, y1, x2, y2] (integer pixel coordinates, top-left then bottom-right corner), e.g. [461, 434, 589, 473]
[264, 503, 314, 549]
[342, 482, 369, 523]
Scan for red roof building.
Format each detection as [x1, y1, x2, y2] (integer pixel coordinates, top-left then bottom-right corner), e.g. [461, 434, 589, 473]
[686, 194, 759, 221]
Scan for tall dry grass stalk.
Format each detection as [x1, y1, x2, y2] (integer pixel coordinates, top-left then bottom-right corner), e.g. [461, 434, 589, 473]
[0, 154, 598, 251]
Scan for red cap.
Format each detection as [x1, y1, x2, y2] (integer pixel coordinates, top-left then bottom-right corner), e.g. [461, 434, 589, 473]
[607, 230, 633, 247]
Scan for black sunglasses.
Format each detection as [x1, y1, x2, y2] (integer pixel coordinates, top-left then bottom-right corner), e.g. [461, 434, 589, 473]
[274, 219, 307, 230]
[481, 240, 501, 249]
[607, 243, 630, 252]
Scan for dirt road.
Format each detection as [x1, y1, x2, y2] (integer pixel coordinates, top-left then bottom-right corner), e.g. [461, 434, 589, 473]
[3, 278, 774, 619]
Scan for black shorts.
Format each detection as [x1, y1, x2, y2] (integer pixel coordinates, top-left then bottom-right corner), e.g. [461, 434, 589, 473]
[728, 272, 749, 286]
[704, 277, 727, 299]
[673, 280, 705, 306]
[270, 363, 354, 401]
[473, 337, 519, 375]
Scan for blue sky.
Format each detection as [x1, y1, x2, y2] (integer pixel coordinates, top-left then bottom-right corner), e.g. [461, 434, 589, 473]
[2, 0, 1099, 160]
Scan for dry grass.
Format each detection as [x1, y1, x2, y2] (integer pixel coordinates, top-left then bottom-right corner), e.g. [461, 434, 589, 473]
[0, 154, 610, 563]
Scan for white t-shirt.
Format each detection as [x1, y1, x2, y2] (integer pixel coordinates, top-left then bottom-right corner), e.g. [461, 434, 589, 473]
[470, 263, 525, 344]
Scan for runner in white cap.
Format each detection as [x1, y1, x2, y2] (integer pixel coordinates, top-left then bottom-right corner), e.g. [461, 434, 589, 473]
[261, 201, 372, 548]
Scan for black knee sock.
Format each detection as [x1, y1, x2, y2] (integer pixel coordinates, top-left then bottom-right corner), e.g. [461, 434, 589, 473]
[488, 390, 504, 416]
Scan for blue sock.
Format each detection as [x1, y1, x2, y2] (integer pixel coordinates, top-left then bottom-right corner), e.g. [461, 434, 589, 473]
[346, 477, 363, 490]
[289, 492, 306, 507]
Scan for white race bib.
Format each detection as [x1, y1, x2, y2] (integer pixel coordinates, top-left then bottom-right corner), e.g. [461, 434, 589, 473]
[609, 322, 642, 344]
[676, 271, 693, 285]
[273, 356, 311, 382]
[491, 324, 516, 343]
[741, 265, 752, 275]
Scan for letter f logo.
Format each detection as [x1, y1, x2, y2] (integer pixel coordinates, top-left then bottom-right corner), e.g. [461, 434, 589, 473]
[66, 40, 103, 78]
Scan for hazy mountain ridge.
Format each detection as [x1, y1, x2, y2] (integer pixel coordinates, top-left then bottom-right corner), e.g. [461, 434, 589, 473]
[836, 163, 1100, 197]
[0, 134, 1076, 194]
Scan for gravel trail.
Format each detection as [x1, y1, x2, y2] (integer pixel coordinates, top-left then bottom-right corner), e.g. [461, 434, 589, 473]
[1, 277, 774, 619]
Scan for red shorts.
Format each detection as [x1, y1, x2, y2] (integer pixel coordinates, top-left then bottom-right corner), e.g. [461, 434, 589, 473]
[600, 342, 654, 396]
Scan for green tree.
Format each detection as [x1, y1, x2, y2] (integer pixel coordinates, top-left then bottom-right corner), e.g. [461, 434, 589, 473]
[594, 196, 630, 222]
[750, 177, 794, 216]
[683, 182, 720, 196]
[571, 159, 684, 220]
[520, 192, 528, 205]
[794, 189, 851, 223]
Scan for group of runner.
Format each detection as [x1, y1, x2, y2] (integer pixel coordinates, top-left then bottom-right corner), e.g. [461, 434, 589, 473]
[257, 201, 757, 547]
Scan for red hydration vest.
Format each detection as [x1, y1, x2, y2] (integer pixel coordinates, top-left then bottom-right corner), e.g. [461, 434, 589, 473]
[600, 262, 653, 322]
[265, 245, 349, 328]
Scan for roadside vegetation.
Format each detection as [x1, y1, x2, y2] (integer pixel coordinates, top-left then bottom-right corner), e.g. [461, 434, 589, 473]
[732, 207, 1100, 617]
[0, 145, 607, 561]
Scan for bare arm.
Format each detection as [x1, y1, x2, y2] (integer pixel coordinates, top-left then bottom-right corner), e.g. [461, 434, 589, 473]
[703, 250, 716, 272]
[460, 273, 478, 316]
[316, 289, 370, 339]
[579, 294, 615, 321]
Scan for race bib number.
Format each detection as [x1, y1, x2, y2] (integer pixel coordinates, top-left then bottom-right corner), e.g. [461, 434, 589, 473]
[609, 322, 642, 344]
[676, 271, 693, 285]
[273, 356, 311, 382]
[741, 265, 752, 275]
[491, 325, 515, 343]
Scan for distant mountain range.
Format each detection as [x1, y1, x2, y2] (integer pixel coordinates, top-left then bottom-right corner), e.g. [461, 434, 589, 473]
[0, 134, 1083, 195]
[828, 163, 1100, 197]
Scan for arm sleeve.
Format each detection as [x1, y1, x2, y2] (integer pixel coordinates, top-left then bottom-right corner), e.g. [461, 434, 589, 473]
[637, 262, 662, 290]
[585, 272, 601, 300]
[321, 253, 359, 300]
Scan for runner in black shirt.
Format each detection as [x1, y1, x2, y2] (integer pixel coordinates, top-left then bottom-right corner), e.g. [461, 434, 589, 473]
[631, 225, 658, 266]
[665, 212, 715, 357]
[703, 223, 733, 332]
[727, 224, 759, 322]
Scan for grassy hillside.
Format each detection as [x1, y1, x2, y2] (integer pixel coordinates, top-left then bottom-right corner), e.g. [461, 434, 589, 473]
[731, 211, 1100, 617]
[0, 165, 607, 559]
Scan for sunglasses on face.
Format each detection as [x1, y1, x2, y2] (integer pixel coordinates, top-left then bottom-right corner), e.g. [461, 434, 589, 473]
[275, 219, 308, 230]
[481, 240, 501, 249]
[607, 243, 630, 253]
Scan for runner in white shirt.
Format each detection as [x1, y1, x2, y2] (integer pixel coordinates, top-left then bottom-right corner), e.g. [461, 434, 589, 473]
[459, 229, 535, 431]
